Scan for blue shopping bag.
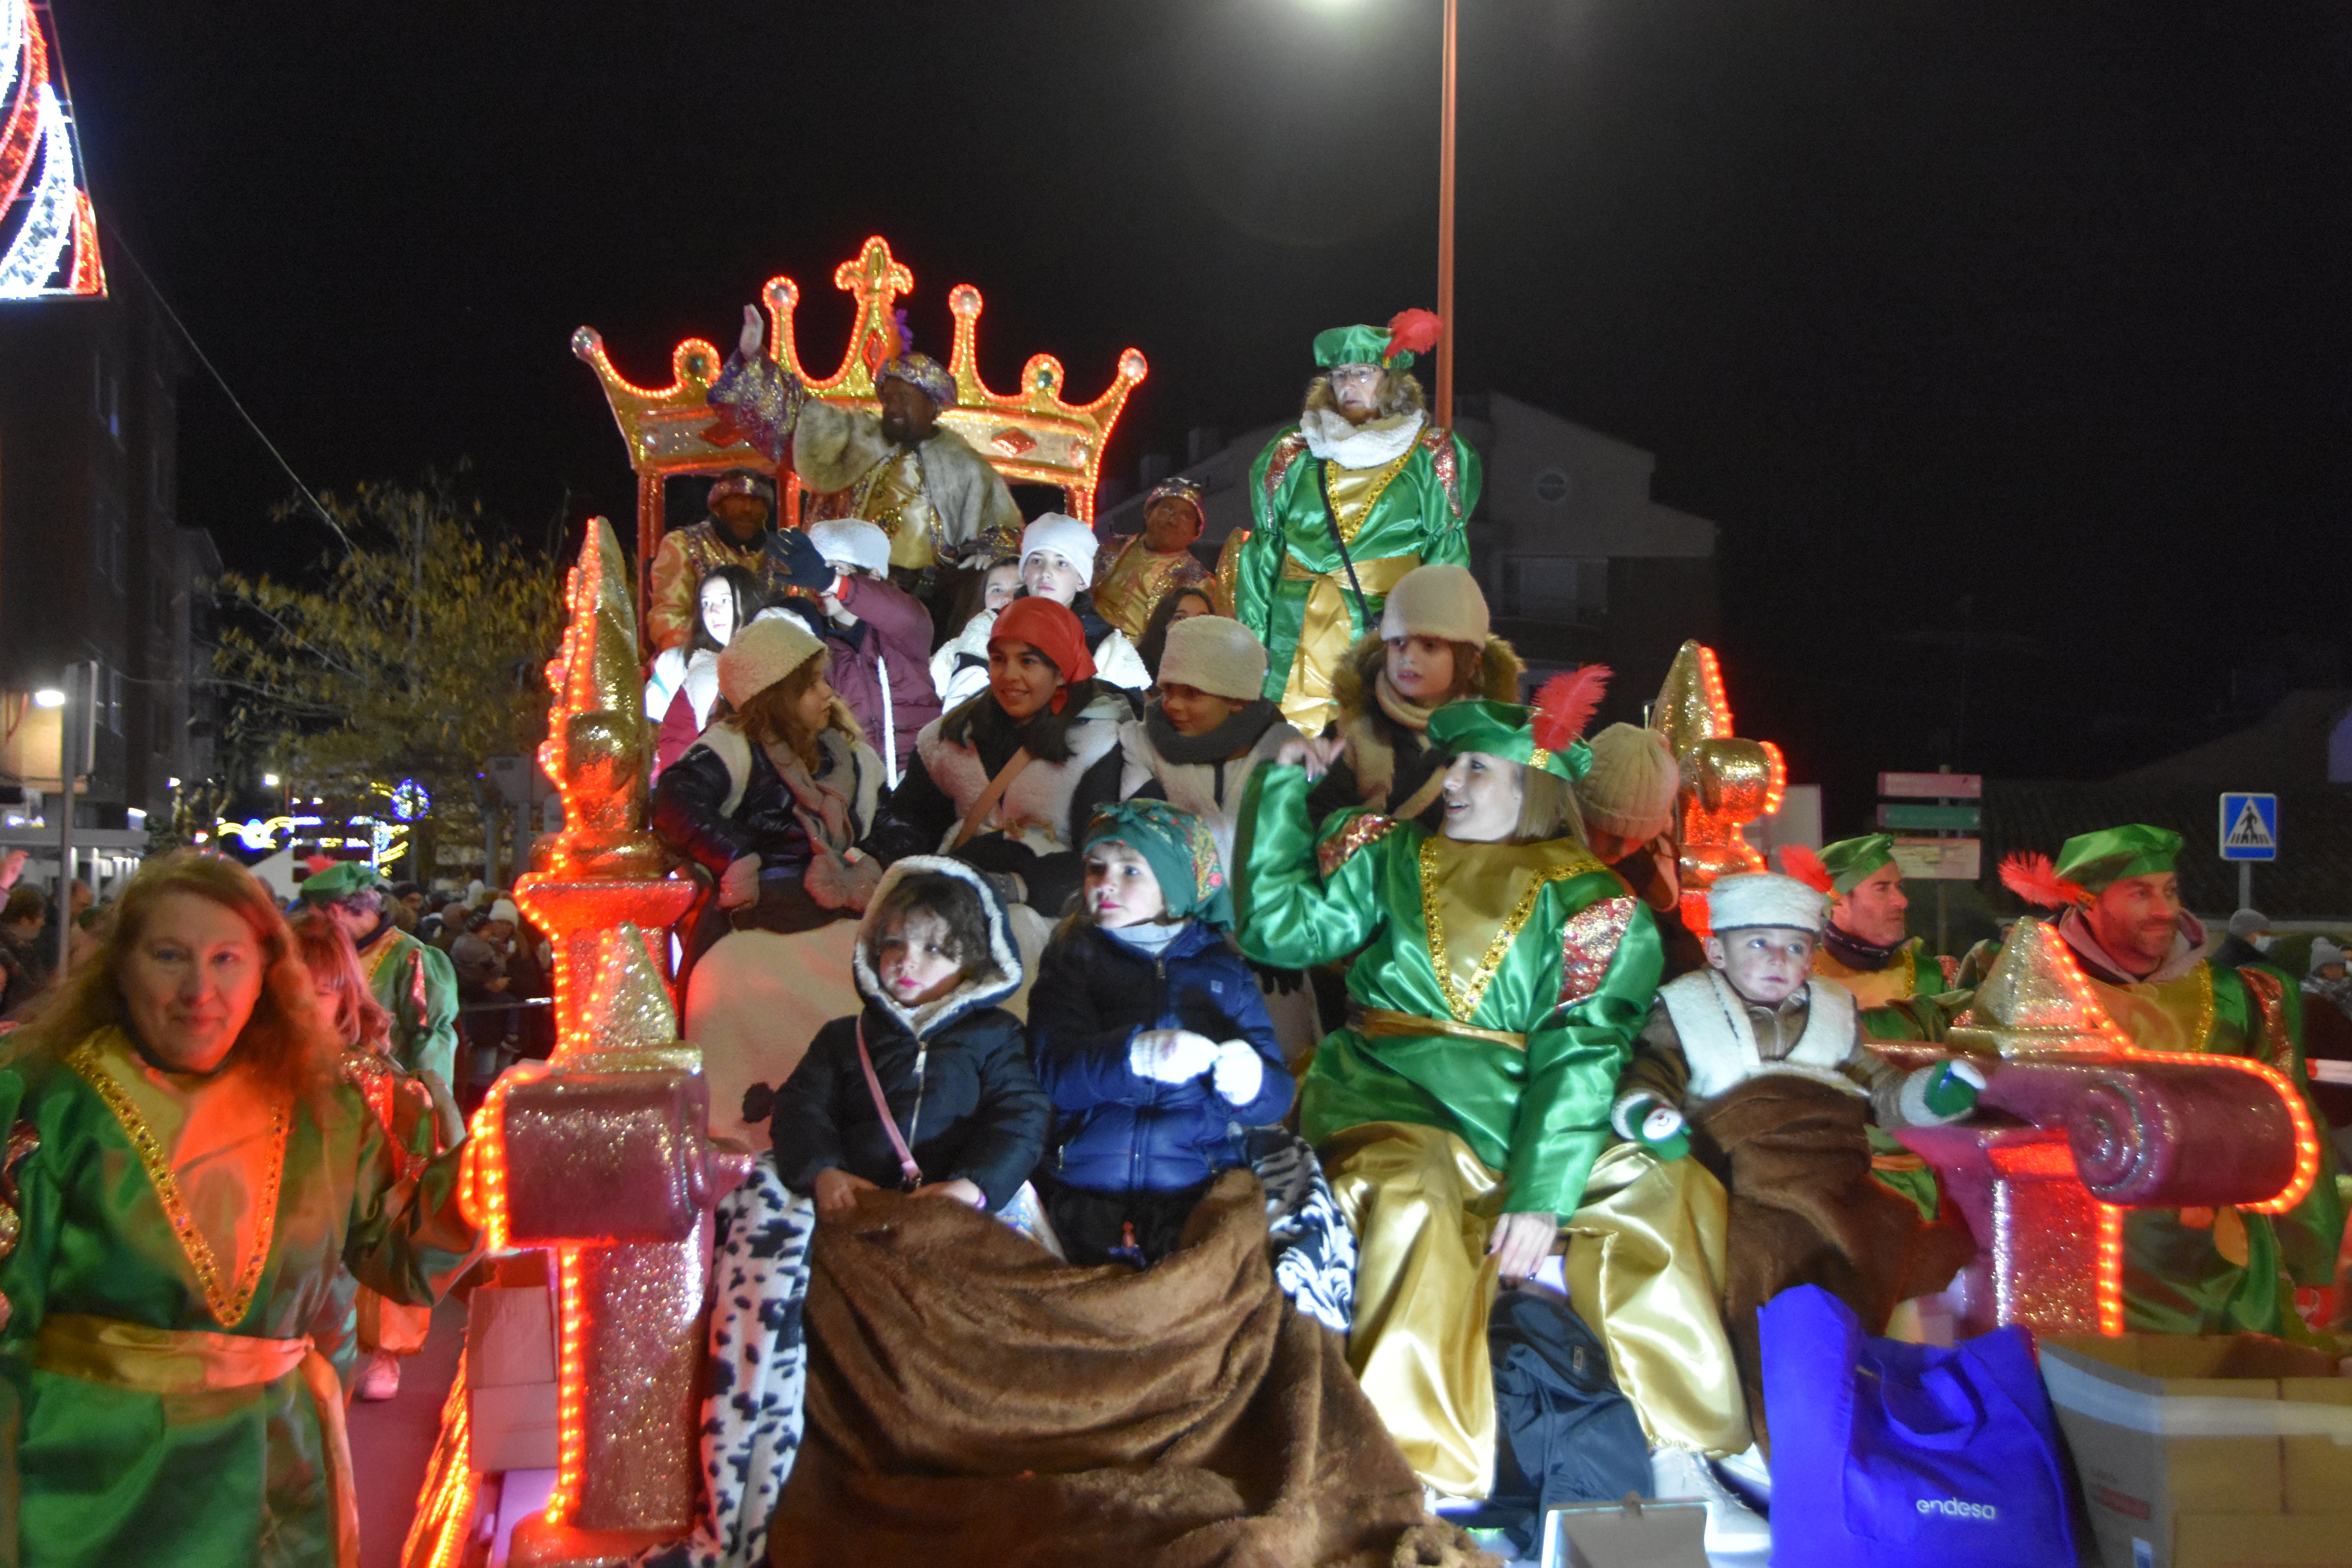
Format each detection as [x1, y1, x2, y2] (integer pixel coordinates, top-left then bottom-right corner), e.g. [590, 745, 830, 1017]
[1761, 1285, 2074, 1568]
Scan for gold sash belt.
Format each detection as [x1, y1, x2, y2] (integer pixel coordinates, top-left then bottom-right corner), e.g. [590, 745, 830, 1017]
[1354, 1007, 1527, 1051]
[34, 1314, 361, 1568]
[1280, 552, 1422, 593]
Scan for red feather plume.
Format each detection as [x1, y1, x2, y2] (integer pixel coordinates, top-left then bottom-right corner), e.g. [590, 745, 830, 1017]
[1778, 844, 1834, 895]
[1533, 665, 1610, 754]
[1385, 307, 1443, 361]
[1999, 851, 2089, 908]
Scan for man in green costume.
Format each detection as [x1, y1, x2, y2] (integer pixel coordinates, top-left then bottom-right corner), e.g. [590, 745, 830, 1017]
[1949, 825, 2343, 1337]
[1801, 834, 1952, 1008]
[1235, 692, 1657, 1500]
[299, 862, 461, 1085]
[1230, 313, 1480, 735]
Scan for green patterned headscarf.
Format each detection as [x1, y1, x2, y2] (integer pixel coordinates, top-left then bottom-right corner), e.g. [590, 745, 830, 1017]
[1083, 800, 1233, 928]
[1818, 834, 1899, 895]
[2054, 824, 2182, 893]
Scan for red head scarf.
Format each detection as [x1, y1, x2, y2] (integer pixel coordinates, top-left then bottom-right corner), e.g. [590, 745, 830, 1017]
[989, 596, 1096, 694]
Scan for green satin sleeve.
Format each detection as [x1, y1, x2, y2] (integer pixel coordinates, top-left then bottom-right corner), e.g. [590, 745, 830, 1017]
[1233, 765, 1393, 969]
[1505, 892, 1661, 1218]
[341, 1095, 478, 1310]
[1232, 441, 1285, 644]
[412, 944, 461, 1085]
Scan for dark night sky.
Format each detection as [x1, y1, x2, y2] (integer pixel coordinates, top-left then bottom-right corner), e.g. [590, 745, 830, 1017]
[54, 2, 2352, 823]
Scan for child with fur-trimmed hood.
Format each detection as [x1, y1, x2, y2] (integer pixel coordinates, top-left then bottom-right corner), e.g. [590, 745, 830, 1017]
[1611, 870, 1985, 1449]
[1303, 564, 1523, 830]
[765, 857, 1049, 1214]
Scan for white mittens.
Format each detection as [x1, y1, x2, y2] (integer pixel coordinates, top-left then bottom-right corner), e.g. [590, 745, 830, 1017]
[1130, 1029, 1221, 1083]
[1642, 1103, 1687, 1143]
[1210, 1041, 1265, 1106]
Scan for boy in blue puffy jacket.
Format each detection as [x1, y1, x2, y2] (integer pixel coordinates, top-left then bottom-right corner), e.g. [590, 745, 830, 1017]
[1029, 799, 1294, 1265]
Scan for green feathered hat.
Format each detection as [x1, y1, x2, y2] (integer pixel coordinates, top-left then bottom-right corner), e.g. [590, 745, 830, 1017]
[298, 860, 385, 902]
[1314, 308, 1443, 372]
[1425, 667, 1612, 785]
[2054, 824, 2182, 892]
[1818, 833, 1900, 895]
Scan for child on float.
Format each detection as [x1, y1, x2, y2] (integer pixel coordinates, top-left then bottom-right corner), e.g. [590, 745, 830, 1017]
[1134, 580, 1221, 685]
[929, 557, 1021, 697]
[1114, 616, 1321, 1064]
[1236, 678, 1655, 1504]
[1609, 870, 1982, 1458]
[1027, 800, 1292, 1265]
[1303, 563, 1524, 828]
[646, 563, 762, 779]
[932, 514, 1151, 707]
[804, 517, 942, 788]
[765, 857, 1049, 1215]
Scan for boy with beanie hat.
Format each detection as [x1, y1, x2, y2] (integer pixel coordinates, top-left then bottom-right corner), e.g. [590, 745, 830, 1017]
[2210, 907, 2272, 971]
[1574, 723, 1706, 979]
[930, 514, 1151, 707]
[1613, 870, 1982, 1469]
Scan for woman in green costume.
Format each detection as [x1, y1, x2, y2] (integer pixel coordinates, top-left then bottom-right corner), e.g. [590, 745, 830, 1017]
[0, 851, 478, 1568]
[1233, 682, 1662, 1500]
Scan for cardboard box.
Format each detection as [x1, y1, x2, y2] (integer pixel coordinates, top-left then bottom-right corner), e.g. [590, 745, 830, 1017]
[1537, 1498, 1707, 1567]
[2039, 1332, 2352, 1568]
[465, 1283, 559, 1473]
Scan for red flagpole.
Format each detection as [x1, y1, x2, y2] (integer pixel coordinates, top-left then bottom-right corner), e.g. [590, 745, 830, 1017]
[1437, 0, 1457, 430]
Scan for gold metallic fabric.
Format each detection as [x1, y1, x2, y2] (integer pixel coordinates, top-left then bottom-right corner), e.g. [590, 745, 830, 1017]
[34, 1315, 361, 1567]
[1354, 1007, 1525, 1051]
[1275, 551, 1419, 732]
[1419, 837, 1605, 1022]
[1563, 1143, 1752, 1457]
[1324, 1121, 1508, 1498]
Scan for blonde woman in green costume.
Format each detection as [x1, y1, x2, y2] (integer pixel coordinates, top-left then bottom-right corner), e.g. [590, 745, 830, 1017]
[0, 851, 478, 1568]
[1233, 678, 1659, 1501]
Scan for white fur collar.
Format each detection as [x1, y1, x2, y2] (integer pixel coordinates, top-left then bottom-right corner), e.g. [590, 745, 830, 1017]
[850, 857, 1023, 1037]
[1300, 407, 1427, 469]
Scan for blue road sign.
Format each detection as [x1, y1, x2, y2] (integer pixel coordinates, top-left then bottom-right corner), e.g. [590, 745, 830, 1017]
[2219, 793, 2278, 861]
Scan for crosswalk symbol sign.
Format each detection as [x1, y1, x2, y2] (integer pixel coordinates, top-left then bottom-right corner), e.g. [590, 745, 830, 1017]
[2219, 793, 2278, 861]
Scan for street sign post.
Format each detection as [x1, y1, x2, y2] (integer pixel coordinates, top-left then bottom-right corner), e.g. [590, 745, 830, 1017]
[1877, 768, 1982, 955]
[1877, 802, 1983, 832]
[1879, 772, 1982, 800]
[2218, 792, 2278, 911]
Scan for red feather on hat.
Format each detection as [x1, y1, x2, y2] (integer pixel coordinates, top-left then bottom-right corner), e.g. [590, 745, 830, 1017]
[1779, 844, 1834, 895]
[1999, 851, 2089, 908]
[1385, 307, 1443, 361]
[1533, 665, 1610, 754]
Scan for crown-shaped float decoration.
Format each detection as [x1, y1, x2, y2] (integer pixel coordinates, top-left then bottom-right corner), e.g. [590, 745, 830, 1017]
[1650, 641, 1786, 935]
[572, 234, 1148, 520]
[1946, 918, 2133, 1059]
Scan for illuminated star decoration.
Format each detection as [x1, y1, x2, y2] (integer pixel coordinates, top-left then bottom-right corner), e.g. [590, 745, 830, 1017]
[0, 0, 105, 301]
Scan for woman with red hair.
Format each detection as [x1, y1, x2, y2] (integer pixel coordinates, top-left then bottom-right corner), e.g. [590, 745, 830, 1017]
[0, 851, 478, 1567]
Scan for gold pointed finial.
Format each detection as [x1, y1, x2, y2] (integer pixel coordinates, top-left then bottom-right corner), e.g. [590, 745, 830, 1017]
[535, 517, 667, 880]
[1652, 640, 1733, 758]
[559, 923, 701, 1074]
[1948, 917, 2128, 1059]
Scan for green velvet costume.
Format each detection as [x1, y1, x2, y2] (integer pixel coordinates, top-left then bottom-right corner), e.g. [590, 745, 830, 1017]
[1234, 767, 1661, 1218]
[0, 1031, 477, 1567]
[359, 926, 460, 1085]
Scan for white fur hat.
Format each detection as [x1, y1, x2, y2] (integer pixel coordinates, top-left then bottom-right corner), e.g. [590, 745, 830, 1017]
[807, 519, 890, 578]
[1021, 512, 1099, 579]
[1707, 871, 1826, 935]
[1378, 564, 1489, 644]
[717, 614, 826, 709]
[488, 898, 521, 926]
[1158, 615, 1266, 701]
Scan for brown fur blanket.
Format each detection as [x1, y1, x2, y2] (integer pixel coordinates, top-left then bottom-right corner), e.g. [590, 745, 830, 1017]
[1694, 1074, 1978, 1449]
[768, 1172, 1493, 1568]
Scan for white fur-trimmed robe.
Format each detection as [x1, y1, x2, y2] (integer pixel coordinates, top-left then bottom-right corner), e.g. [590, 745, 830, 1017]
[794, 403, 1024, 558]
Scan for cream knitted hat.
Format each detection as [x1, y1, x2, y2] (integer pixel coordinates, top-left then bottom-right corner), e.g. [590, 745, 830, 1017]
[1708, 872, 1826, 935]
[1378, 564, 1489, 644]
[1021, 512, 1099, 579]
[1158, 615, 1267, 701]
[807, 519, 890, 578]
[1575, 724, 1682, 842]
[717, 614, 826, 709]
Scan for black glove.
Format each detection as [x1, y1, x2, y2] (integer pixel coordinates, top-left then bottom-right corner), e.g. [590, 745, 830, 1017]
[740, 1082, 777, 1125]
[1247, 960, 1305, 996]
[762, 524, 837, 596]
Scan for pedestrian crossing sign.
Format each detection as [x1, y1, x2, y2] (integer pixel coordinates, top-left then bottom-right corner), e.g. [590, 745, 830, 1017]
[2218, 793, 2278, 861]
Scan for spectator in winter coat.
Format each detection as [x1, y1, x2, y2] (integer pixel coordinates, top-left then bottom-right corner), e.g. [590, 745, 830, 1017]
[1028, 800, 1291, 1264]
[766, 857, 1049, 1214]
[931, 514, 1152, 707]
[804, 518, 942, 787]
[0, 886, 48, 1015]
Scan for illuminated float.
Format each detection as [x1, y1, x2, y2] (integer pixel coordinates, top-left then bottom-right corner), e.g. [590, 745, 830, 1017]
[1649, 639, 1784, 938]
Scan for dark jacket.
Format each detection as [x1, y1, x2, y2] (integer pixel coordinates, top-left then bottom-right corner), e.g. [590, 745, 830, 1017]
[822, 576, 941, 782]
[766, 858, 1049, 1212]
[1028, 919, 1292, 1195]
[863, 684, 1132, 915]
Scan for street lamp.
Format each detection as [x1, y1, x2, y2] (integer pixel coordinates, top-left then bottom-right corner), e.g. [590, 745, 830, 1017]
[261, 772, 281, 788]
[31, 688, 63, 709]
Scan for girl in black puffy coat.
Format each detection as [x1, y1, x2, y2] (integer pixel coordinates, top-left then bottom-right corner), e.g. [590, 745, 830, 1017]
[766, 857, 1049, 1215]
[1027, 800, 1291, 1265]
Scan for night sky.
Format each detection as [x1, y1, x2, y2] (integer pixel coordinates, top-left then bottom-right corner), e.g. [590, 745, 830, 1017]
[57, 2, 2352, 822]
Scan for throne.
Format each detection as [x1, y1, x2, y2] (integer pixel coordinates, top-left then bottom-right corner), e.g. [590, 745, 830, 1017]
[572, 234, 1149, 633]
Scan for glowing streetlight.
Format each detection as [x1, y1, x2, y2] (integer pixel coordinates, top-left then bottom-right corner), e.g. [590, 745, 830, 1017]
[262, 772, 281, 787]
[31, 688, 64, 709]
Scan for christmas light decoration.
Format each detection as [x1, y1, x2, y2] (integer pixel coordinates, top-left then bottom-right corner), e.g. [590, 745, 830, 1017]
[0, 1, 103, 300]
[1648, 640, 1779, 935]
